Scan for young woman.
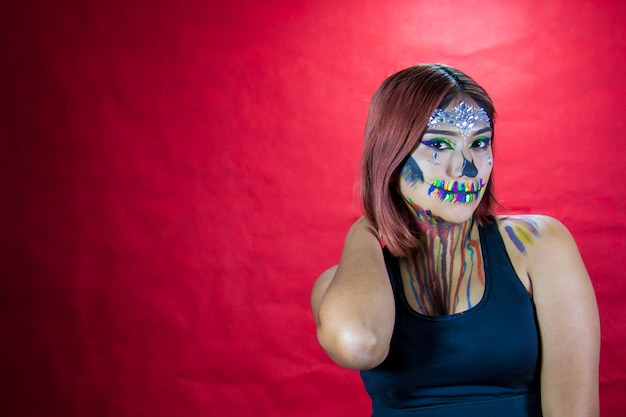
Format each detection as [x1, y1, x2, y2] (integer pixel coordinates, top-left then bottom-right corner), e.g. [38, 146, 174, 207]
[311, 64, 600, 417]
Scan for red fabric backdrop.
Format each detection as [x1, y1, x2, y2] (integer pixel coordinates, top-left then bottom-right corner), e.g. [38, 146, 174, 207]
[1, 0, 625, 416]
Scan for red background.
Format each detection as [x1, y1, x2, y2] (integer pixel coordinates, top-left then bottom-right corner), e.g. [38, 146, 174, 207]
[1, 1, 625, 416]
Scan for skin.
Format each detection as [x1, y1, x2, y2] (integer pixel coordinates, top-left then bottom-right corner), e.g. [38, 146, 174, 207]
[399, 212, 484, 315]
[397, 97, 493, 314]
[312, 97, 599, 415]
[399, 97, 493, 224]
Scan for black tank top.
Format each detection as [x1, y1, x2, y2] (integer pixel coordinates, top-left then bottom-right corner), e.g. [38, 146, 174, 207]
[360, 221, 542, 416]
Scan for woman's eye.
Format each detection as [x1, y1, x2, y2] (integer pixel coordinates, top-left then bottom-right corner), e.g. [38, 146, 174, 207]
[422, 139, 452, 150]
[470, 136, 491, 149]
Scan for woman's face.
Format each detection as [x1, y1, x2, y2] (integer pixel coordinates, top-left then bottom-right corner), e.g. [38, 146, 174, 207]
[399, 96, 493, 224]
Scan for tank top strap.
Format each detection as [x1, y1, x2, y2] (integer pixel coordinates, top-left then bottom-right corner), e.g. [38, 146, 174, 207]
[479, 218, 535, 305]
[382, 247, 405, 305]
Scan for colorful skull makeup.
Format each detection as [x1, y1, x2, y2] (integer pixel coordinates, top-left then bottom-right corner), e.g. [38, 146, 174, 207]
[400, 98, 493, 223]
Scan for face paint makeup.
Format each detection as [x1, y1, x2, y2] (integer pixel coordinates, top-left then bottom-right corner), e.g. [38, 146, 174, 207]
[401, 156, 424, 187]
[503, 218, 540, 253]
[428, 151, 440, 166]
[427, 178, 485, 203]
[484, 153, 492, 165]
[401, 211, 485, 315]
[399, 98, 493, 223]
[428, 100, 491, 138]
[461, 155, 478, 177]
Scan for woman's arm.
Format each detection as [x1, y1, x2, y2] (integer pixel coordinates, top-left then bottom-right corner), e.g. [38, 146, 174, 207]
[526, 216, 600, 417]
[311, 216, 395, 370]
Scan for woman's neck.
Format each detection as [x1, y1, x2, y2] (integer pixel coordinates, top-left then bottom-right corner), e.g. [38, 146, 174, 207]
[411, 205, 474, 249]
[404, 203, 483, 315]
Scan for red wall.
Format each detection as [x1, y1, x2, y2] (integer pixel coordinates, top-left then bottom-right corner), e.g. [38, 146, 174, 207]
[1, 1, 625, 416]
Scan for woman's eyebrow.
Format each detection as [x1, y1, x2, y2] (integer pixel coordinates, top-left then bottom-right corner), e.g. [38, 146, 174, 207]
[424, 129, 457, 135]
[474, 127, 493, 135]
[424, 127, 493, 136]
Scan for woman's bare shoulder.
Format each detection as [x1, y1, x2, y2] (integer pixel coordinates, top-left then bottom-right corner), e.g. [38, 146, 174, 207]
[495, 214, 572, 256]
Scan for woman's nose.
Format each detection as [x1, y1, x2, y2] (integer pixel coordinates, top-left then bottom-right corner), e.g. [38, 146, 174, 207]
[450, 150, 478, 178]
[461, 155, 478, 177]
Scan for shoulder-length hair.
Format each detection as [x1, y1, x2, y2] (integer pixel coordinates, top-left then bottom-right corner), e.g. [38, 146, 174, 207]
[360, 64, 497, 257]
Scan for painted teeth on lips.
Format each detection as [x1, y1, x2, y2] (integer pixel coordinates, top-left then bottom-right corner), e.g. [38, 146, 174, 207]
[431, 179, 484, 193]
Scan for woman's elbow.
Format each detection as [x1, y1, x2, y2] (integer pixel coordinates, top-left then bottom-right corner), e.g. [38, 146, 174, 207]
[316, 324, 389, 370]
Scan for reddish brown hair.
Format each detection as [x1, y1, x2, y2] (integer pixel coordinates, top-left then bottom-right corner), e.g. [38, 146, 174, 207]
[360, 64, 497, 257]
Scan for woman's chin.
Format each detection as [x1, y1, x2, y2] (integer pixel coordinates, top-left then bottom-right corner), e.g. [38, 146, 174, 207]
[423, 203, 477, 224]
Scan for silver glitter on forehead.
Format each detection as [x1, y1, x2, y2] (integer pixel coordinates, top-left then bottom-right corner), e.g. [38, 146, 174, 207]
[428, 100, 491, 137]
